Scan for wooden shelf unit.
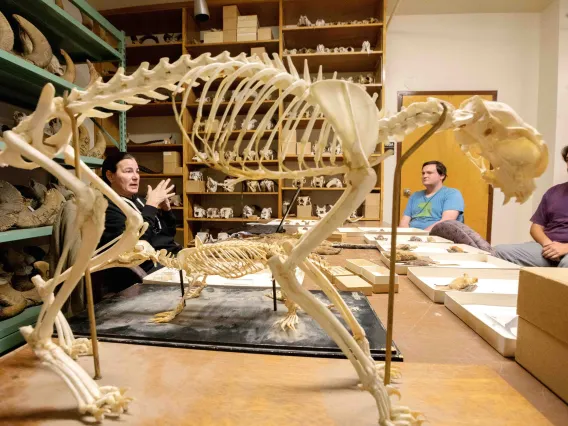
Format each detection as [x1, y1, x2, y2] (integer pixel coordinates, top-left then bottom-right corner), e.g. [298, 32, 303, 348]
[102, 0, 385, 246]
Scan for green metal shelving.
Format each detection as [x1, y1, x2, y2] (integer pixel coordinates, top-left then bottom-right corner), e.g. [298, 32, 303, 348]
[0, 226, 53, 244]
[0, 306, 42, 355]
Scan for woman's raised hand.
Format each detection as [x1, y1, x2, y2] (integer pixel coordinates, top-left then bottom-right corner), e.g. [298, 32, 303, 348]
[146, 179, 176, 209]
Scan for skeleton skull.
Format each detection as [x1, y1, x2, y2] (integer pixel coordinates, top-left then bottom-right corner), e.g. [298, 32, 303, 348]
[206, 176, 219, 192]
[191, 152, 207, 162]
[223, 178, 236, 192]
[316, 205, 328, 218]
[260, 207, 272, 220]
[217, 232, 229, 241]
[297, 196, 311, 206]
[311, 176, 325, 188]
[224, 151, 237, 161]
[260, 179, 275, 192]
[247, 180, 261, 192]
[242, 205, 255, 218]
[219, 207, 234, 219]
[283, 200, 291, 214]
[193, 205, 206, 218]
[260, 148, 274, 160]
[452, 96, 548, 204]
[206, 207, 220, 218]
[326, 177, 343, 188]
[292, 177, 306, 188]
[243, 149, 257, 161]
[189, 171, 204, 181]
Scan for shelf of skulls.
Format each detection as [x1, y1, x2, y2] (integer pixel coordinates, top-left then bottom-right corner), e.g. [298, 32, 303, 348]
[283, 23, 382, 50]
[185, 40, 280, 58]
[186, 100, 277, 114]
[186, 192, 278, 196]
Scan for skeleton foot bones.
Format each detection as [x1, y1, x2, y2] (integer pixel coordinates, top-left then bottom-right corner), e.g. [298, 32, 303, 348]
[0, 50, 547, 424]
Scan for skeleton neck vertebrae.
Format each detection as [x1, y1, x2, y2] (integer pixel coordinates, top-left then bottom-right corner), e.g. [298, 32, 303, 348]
[1, 51, 548, 425]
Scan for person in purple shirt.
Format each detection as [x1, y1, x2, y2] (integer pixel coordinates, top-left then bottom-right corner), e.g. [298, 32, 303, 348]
[495, 146, 568, 267]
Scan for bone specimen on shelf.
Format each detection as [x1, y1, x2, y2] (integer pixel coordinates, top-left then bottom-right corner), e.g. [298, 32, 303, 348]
[316, 205, 328, 218]
[206, 176, 219, 192]
[224, 151, 237, 161]
[315, 19, 326, 26]
[316, 44, 325, 53]
[246, 180, 261, 192]
[311, 176, 325, 187]
[0, 13, 53, 69]
[189, 171, 204, 181]
[361, 41, 371, 53]
[325, 177, 343, 188]
[283, 200, 291, 214]
[260, 207, 272, 219]
[242, 205, 255, 218]
[223, 178, 236, 192]
[297, 15, 312, 27]
[219, 207, 234, 219]
[297, 196, 311, 206]
[194, 205, 206, 218]
[0, 180, 25, 231]
[241, 118, 258, 130]
[217, 232, 229, 241]
[292, 177, 306, 188]
[206, 207, 220, 218]
[1, 49, 548, 425]
[260, 179, 275, 192]
[170, 194, 182, 206]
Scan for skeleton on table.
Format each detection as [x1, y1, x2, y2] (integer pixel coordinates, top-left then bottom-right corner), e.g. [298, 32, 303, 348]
[0, 50, 547, 424]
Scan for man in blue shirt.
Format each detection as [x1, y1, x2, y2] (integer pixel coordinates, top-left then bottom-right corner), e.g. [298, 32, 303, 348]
[399, 161, 465, 231]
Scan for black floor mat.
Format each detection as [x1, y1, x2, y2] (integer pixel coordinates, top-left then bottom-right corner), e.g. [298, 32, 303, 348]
[68, 284, 402, 361]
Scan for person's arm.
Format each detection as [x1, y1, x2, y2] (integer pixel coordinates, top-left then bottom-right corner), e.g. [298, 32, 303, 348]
[160, 209, 178, 236]
[530, 223, 552, 247]
[399, 215, 411, 227]
[99, 203, 126, 249]
[139, 204, 160, 241]
[424, 210, 460, 231]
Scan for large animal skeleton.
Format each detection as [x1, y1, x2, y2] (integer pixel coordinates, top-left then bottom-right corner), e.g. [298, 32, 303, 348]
[0, 51, 547, 425]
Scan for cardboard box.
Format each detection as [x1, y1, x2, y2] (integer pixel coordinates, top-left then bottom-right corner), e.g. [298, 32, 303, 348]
[163, 164, 182, 174]
[297, 142, 311, 156]
[297, 205, 312, 218]
[345, 258, 378, 276]
[516, 317, 568, 403]
[364, 193, 381, 218]
[237, 33, 257, 42]
[237, 15, 259, 29]
[283, 128, 297, 143]
[223, 30, 237, 42]
[517, 268, 568, 345]
[186, 180, 205, 193]
[335, 275, 373, 296]
[163, 151, 181, 164]
[250, 47, 266, 57]
[203, 31, 223, 44]
[237, 27, 257, 36]
[223, 18, 237, 31]
[257, 27, 273, 40]
[322, 266, 354, 285]
[223, 5, 240, 19]
[365, 193, 381, 206]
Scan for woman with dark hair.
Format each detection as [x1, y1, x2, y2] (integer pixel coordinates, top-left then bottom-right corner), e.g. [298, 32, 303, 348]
[100, 152, 181, 271]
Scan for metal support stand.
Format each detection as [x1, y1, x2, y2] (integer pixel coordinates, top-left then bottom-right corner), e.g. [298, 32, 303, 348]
[384, 105, 447, 385]
[179, 269, 186, 307]
[272, 278, 277, 311]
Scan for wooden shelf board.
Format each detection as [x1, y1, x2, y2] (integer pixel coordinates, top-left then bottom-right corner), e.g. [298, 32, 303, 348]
[127, 102, 182, 117]
[139, 173, 183, 178]
[283, 23, 382, 50]
[109, 143, 183, 152]
[171, 207, 184, 210]
[186, 192, 278, 195]
[188, 130, 278, 140]
[187, 100, 277, 114]
[285, 51, 382, 73]
[186, 40, 280, 57]
[282, 187, 345, 191]
[187, 160, 278, 165]
[126, 43, 183, 66]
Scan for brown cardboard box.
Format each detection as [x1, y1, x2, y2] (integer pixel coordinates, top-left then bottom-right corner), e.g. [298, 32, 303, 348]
[236, 33, 257, 42]
[223, 18, 237, 31]
[203, 31, 223, 44]
[365, 193, 381, 206]
[335, 275, 373, 296]
[517, 268, 568, 345]
[237, 15, 259, 29]
[297, 205, 312, 218]
[283, 128, 297, 143]
[186, 180, 205, 193]
[223, 5, 240, 19]
[250, 47, 266, 57]
[516, 317, 568, 403]
[257, 27, 273, 40]
[163, 151, 181, 164]
[163, 164, 182, 174]
[223, 30, 237, 42]
[364, 193, 381, 218]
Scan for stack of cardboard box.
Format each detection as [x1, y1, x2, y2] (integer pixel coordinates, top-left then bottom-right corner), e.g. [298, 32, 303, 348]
[163, 151, 182, 174]
[237, 15, 259, 41]
[223, 5, 239, 42]
[364, 193, 380, 218]
[516, 268, 568, 404]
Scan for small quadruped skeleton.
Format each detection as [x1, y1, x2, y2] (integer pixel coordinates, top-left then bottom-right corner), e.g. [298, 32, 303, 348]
[0, 50, 548, 424]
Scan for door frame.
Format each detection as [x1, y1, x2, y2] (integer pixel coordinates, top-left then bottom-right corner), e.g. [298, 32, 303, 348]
[395, 90, 498, 243]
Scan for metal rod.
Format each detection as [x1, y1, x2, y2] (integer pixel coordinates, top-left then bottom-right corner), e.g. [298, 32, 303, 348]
[84, 269, 101, 380]
[179, 269, 186, 307]
[384, 105, 447, 385]
[272, 278, 277, 311]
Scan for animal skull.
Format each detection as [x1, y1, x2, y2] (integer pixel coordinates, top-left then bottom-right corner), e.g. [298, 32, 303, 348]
[206, 207, 220, 218]
[316, 205, 328, 218]
[247, 180, 261, 192]
[260, 148, 274, 160]
[241, 118, 258, 130]
[326, 177, 343, 188]
[311, 176, 325, 188]
[223, 178, 236, 192]
[298, 15, 312, 27]
[297, 196, 311, 206]
[219, 207, 234, 219]
[242, 205, 255, 218]
[243, 149, 257, 160]
[206, 176, 219, 192]
[361, 41, 371, 53]
[217, 232, 229, 241]
[292, 177, 306, 188]
[191, 151, 207, 162]
[283, 200, 291, 214]
[260, 207, 272, 220]
[224, 151, 237, 161]
[193, 205, 206, 218]
[260, 179, 275, 192]
[189, 171, 204, 181]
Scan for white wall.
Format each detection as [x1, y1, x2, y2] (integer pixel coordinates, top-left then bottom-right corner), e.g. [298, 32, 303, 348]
[554, 0, 568, 184]
[383, 13, 541, 244]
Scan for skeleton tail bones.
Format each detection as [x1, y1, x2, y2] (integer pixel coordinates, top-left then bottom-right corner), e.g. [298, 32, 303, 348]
[3, 51, 548, 425]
